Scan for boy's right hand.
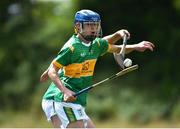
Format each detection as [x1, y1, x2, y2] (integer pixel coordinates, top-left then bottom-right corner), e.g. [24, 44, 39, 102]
[63, 88, 77, 102]
[118, 29, 130, 39]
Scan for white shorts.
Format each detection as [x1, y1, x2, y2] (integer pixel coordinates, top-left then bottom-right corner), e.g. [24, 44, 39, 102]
[54, 101, 89, 128]
[42, 99, 57, 121]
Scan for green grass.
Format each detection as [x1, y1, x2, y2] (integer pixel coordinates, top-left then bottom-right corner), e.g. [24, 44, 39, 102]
[0, 110, 51, 128]
[95, 119, 180, 128]
[0, 110, 179, 128]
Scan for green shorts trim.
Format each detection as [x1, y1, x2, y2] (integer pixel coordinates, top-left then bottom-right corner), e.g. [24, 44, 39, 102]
[63, 107, 77, 122]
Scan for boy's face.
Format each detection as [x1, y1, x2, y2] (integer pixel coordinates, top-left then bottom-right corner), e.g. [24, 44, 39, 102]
[75, 22, 101, 41]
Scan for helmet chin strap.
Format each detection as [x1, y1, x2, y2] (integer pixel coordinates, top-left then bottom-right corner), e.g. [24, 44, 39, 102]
[81, 34, 96, 42]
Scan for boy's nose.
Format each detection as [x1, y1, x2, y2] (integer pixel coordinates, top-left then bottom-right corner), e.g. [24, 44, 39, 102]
[91, 26, 95, 30]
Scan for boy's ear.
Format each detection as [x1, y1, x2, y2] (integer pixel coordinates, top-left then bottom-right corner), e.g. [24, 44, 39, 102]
[75, 23, 81, 33]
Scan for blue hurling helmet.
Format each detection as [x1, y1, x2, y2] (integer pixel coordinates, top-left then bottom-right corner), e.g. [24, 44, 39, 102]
[74, 10, 102, 41]
[74, 9, 101, 23]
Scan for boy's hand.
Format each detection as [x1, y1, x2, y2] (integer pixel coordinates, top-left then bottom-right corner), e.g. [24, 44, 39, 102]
[118, 29, 130, 39]
[135, 41, 155, 52]
[40, 71, 49, 82]
[63, 88, 77, 102]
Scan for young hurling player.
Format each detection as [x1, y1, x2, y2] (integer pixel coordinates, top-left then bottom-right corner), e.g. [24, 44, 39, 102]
[40, 9, 155, 128]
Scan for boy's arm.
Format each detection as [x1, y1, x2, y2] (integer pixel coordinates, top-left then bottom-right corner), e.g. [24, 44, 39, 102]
[48, 63, 76, 102]
[102, 29, 130, 44]
[108, 41, 155, 54]
[103, 29, 155, 54]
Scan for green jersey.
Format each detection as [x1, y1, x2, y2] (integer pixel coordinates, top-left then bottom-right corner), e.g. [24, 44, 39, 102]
[43, 34, 109, 107]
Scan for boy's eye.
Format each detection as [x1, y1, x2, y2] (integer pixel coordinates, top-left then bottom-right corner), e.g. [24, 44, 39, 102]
[84, 22, 100, 28]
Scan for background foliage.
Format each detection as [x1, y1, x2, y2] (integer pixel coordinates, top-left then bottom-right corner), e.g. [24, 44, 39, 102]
[0, 0, 179, 127]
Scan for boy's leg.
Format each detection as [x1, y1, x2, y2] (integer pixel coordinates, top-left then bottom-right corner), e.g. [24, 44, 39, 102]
[51, 115, 62, 128]
[86, 118, 95, 128]
[42, 99, 61, 128]
[67, 118, 95, 128]
[67, 120, 84, 128]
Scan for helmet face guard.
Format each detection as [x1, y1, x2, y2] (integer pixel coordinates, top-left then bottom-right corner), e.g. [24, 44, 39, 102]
[79, 21, 102, 41]
[74, 10, 102, 41]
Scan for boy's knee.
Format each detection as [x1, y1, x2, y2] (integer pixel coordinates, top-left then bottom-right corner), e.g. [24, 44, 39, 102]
[51, 115, 62, 128]
[67, 120, 84, 128]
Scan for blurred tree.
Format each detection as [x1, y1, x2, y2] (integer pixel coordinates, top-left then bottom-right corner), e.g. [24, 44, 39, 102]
[0, 0, 76, 110]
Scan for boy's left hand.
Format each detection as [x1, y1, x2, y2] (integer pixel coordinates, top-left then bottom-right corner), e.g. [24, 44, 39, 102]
[40, 71, 49, 82]
[135, 41, 155, 52]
